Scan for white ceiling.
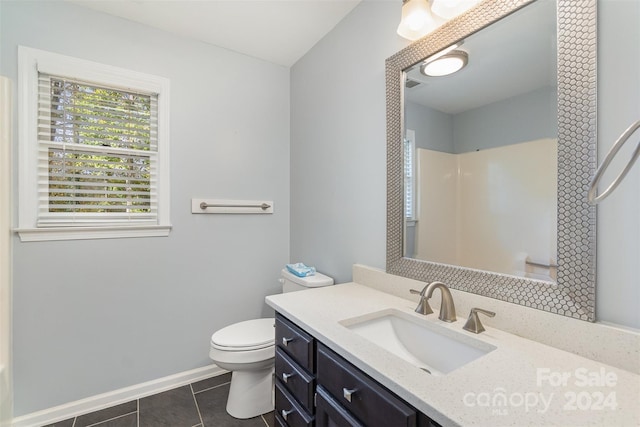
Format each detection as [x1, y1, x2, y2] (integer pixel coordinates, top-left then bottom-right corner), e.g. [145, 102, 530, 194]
[68, 0, 362, 67]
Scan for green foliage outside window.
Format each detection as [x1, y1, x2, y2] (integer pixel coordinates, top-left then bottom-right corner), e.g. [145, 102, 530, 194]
[46, 78, 153, 214]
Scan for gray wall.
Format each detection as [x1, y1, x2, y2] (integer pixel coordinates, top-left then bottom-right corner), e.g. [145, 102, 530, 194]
[405, 101, 453, 152]
[596, 0, 640, 329]
[290, 1, 408, 283]
[452, 86, 557, 153]
[2, 1, 290, 416]
[291, 0, 639, 329]
[406, 86, 557, 154]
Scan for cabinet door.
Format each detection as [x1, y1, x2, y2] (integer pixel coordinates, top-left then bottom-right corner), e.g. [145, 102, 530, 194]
[317, 343, 416, 427]
[315, 386, 364, 427]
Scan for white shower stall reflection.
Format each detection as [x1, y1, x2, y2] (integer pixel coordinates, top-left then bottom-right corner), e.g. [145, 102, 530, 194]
[412, 138, 558, 281]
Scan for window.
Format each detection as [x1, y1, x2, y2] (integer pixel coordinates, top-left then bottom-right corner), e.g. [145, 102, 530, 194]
[18, 47, 171, 241]
[404, 129, 416, 222]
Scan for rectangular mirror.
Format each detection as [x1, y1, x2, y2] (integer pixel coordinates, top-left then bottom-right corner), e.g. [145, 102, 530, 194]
[386, 0, 597, 321]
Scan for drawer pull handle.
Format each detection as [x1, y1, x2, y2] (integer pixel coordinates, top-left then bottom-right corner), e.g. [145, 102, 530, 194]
[282, 372, 295, 383]
[281, 409, 295, 421]
[343, 387, 357, 402]
[282, 337, 294, 346]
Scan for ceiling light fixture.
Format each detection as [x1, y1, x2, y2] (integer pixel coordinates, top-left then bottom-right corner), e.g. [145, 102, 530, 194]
[420, 50, 468, 76]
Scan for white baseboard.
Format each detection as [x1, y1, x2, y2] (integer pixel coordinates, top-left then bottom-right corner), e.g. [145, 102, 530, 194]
[12, 364, 227, 427]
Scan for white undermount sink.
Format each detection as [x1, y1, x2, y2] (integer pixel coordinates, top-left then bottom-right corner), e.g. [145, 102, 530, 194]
[340, 309, 496, 376]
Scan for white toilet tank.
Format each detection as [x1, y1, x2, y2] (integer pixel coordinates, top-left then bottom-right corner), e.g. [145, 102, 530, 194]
[279, 268, 334, 293]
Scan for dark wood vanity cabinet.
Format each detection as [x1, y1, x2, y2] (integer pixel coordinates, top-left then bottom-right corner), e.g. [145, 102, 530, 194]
[274, 313, 442, 427]
[275, 314, 316, 426]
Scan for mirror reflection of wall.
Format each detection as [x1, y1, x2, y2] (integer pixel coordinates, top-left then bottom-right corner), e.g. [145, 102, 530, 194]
[403, 0, 558, 281]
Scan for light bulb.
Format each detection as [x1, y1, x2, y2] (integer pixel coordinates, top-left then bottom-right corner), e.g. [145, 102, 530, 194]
[397, 0, 445, 41]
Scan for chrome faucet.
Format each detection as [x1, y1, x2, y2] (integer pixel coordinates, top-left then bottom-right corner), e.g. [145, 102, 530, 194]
[409, 281, 456, 322]
[425, 281, 457, 322]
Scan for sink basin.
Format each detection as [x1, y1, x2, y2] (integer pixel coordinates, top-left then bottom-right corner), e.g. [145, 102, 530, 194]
[340, 309, 496, 376]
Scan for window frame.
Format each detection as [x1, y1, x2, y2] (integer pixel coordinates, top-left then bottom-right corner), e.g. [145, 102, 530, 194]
[17, 46, 171, 241]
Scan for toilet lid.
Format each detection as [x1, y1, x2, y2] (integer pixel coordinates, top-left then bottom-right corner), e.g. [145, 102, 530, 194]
[210, 318, 275, 351]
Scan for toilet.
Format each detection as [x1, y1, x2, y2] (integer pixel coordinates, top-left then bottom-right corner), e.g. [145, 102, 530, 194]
[209, 268, 334, 419]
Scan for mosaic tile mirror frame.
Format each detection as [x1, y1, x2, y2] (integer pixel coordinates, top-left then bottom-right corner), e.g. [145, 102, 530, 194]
[386, 0, 597, 321]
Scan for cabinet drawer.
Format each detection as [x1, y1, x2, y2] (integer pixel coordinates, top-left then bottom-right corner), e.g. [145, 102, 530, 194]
[317, 343, 417, 427]
[275, 379, 314, 427]
[315, 386, 364, 427]
[275, 346, 315, 411]
[275, 314, 314, 372]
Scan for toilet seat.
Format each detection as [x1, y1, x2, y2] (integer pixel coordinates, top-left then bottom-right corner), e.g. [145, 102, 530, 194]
[210, 318, 275, 351]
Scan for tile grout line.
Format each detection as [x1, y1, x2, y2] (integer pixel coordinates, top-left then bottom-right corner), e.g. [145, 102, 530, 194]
[191, 380, 231, 396]
[55, 377, 231, 427]
[190, 383, 205, 427]
[83, 411, 138, 427]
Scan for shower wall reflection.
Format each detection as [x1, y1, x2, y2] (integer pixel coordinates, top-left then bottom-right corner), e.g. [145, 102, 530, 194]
[404, 86, 558, 282]
[408, 138, 557, 281]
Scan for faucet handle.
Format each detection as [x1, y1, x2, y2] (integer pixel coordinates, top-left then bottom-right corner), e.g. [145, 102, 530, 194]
[409, 289, 434, 315]
[463, 308, 496, 334]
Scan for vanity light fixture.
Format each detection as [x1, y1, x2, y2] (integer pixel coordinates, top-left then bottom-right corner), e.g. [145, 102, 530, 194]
[420, 50, 468, 76]
[397, 0, 444, 41]
[397, 0, 482, 41]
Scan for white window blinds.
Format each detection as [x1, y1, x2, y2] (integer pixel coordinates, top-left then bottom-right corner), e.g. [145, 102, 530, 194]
[37, 74, 158, 226]
[404, 135, 415, 220]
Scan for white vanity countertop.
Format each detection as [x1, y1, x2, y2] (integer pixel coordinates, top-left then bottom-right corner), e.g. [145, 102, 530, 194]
[266, 283, 640, 427]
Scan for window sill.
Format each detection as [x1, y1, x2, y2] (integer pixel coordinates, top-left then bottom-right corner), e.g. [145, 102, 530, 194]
[15, 225, 172, 242]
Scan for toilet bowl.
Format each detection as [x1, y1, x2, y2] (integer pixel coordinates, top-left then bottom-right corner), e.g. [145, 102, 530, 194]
[209, 268, 333, 419]
[209, 318, 276, 419]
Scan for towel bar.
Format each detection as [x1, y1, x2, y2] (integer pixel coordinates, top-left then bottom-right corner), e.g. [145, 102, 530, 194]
[192, 199, 274, 214]
[525, 260, 558, 269]
[588, 119, 640, 204]
[199, 202, 271, 210]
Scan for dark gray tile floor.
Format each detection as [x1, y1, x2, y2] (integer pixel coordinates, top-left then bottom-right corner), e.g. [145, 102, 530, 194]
[43, 373, 275, 427]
